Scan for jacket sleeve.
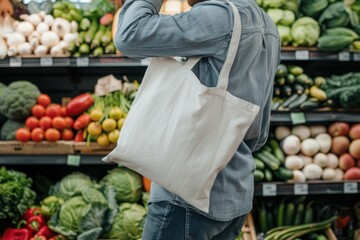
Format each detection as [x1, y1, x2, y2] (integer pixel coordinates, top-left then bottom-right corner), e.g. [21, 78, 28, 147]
[115, 0, 233, 59]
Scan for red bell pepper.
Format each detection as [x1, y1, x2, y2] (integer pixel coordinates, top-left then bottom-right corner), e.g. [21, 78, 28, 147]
[27, 215, 45, 233]
[35, 226, 55, 238]
[22, 207, 42, 221]
[66, 93, 94, 116]
[2, 221, 33, 240]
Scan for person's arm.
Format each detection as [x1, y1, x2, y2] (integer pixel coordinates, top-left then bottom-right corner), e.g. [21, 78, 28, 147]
[115, 0, 233, 59]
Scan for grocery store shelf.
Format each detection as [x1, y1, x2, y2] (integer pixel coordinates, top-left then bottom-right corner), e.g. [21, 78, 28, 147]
[271, 111, 360, 125]
[254, 181, 359, 196]
[0, 56, 150, 68]
[281, 48, 360, 61]
[0, 155, 115, 165]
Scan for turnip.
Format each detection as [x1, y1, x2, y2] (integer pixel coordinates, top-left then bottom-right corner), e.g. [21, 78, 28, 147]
[303, 164, 323, 180]
[327, 153, 339, 169]
[322, 168, 336, 180]
[301, 138, 320, 157]
[315, 133, 332, 153]
[282, 135, 301, 155]
[291, 125, 311, 140]
[285, 155, 304, 170]
[313, 153, 328, 168]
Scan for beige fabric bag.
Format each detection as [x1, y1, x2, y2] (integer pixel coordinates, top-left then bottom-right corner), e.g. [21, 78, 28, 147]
[103, 2, 260, 213]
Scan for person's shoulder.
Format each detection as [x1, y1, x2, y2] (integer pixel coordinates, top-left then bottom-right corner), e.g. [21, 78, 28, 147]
[191, 1, 232, 12]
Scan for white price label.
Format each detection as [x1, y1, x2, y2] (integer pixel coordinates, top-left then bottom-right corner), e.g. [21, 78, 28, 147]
[67, 155, 81, 167]
[140, 58, 151, 66]
[76, 57, 89, 66]
[344, 182, 358, 194]
[9, 58, 22, 67]
[294, 183, 308, 195]
[40, 57, 53, 66]
[262, 184, 277, 196]
[295, 50, 309, 60]
[354, 53, 360, 61]
[338, 52, 350, 61]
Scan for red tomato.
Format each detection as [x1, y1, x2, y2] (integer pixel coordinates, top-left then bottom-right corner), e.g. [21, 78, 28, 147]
[16, 128, 31, 142]
[46, 104, 61, 118]
[64, 117, 74, 129]
[25, 116, 39, 130]
[32, 105, 46, 118]
[61, 129, 74, 141]
[39, 116, 52, 130]
[31, 128, 44, 142]
[60, 107, 67, 117]
[45, 128, 61, 142]
[52, 116, 66, 130]
[37, 94, 51, 107]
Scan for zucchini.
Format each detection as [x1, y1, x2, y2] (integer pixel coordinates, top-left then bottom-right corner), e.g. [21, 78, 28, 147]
[254, 152, 280, 171]
[254, 158, 265, 170]
[279, 93, 299, 109]
[300, 98, 320, 110]
[288, 93, 308, 110]
[293, 83, 305, 95]
[294, 203, 305, 225]
[273, 167, 294, 181]
[264, 168, 273, 182]
[303, 201, 314, 224]
[272, 99, 283, 111]
[284, 202, 295, 226]
[277, 199, 286, 226]
[269, 139, 285, 163]
[282, 85, 292, 97]
[254, 170, 264, 182]
[287, 73, 296, 84]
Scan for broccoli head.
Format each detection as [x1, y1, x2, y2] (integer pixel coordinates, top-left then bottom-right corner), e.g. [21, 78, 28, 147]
[0, 119, 24, 140]
[0, 81, 40, 120]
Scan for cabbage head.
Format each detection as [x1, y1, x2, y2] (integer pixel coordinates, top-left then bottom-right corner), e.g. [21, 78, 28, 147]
[319, 2, 350, 29]
[277, 25, 292, 46]
[107, 203, 147, 240]
[100, 167, 143, 203]
[262, 0, 285, 8]
[291, 17, 320, 47]
[279, 10, 295, 26]
[50, 172, 94, 199]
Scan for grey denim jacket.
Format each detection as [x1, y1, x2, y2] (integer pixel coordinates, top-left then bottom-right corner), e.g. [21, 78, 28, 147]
[115, 0, 281, 220]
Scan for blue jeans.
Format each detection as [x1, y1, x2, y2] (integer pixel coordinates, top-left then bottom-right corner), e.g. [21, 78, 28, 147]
[142, 201, 247, 240]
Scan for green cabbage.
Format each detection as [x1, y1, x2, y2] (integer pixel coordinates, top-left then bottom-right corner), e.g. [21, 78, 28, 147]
[277, 25, 292, 46]
[262, 0, 285, 8]
[107, 203, 147, 240]
[50, 172, 94, 199]
[100, 167, 143, 203]
[279, 10, 296, 26]
[319, 2, 350, 29]
[291, 17, 320, 47]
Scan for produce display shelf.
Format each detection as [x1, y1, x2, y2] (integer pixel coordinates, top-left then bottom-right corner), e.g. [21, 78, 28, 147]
[270, 111, 360, 125]
[254, 181, 360, 196]
[0, 56, 149, 68]
[0, 154, 112, 165]
[281, 47, 360, 61]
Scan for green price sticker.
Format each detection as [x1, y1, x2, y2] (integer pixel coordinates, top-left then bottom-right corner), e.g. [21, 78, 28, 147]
[67, 155, 81, 167]
[290, 112, 306, 125]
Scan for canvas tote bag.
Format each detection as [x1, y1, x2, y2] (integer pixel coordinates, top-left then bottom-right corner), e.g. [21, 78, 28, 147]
[103, 1, 260, 213]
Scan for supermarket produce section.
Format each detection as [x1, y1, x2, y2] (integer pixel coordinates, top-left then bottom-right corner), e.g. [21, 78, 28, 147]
[0, 0, 360, 239]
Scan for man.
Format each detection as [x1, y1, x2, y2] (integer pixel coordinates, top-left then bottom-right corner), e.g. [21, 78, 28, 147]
[114, 0, 280, 239]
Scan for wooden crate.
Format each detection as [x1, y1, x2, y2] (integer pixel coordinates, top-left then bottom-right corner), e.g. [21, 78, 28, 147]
[0, 141, 74, 154]
[74, 142, 116, 155]
[241, 212, 257, 240]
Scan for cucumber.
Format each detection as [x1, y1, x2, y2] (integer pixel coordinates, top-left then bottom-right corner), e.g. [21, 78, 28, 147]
[279, 93, 299, 109]
[288, 93, 308, 110]
[273, 167, 294, 181]
[277, 198, 286, 226]
[262, 145, 272, 153]
[300, 98, 320, 110]
[259, 203, 268, 233]
[294, 203, 305, 225]
[254, 152, 280, 171]
[254, 170, 264, 182]
[282, 85, 292, 97]
[261, 150, 281, 165]
[254, 158, 265, 170]
[269, 139, 285, 163]
[264, 168, 273, 182]
[284, 202, 295, 226]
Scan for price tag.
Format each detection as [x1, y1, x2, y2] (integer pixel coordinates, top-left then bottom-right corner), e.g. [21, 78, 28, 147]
[140, 58, 151, 66]
[354, 53, 360, 61]
[344, 182, 358, 194]
[67, 155, 81, 167]
[295, 50, 309, 60]
[338, 52, 350, 61]
[262, 184, 277, 196]
[76, 57, 89, 66]
[290, 112, 306, 125]
[40, 57, 53, 66]
[9, 58, 22, 67]
[294, 183, 308, 195]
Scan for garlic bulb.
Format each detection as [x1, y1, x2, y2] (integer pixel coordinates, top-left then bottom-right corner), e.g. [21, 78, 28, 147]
[17, 42, 32, 55]
[34, 45, 48, 56]
[16, 21, 35, 37]
[36, 22, 49, 35]
[6, 32, 26, 47]
[40, 31, 60, 48]
[51, 18, 71, 38]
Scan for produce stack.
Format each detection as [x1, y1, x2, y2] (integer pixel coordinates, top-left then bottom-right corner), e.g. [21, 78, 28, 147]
[272, 64, 328, 111]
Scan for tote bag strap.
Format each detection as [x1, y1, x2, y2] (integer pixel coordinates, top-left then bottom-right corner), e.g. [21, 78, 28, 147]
[217, 1, 241, 90]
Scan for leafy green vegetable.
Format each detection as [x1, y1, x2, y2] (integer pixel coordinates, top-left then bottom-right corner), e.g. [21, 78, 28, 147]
[262, 0, 285, 8]
[277, 25, 292, 46]
[82, 0, 114, 19]
[0, 81, 40, 120]
[50, 172, 94, 200]
[300, 0, 329, 19]
[291, 17, 320, 47]
[0, 119, 24, 140]
[100, 167, 143, 203]
[319, 2, 350, 29]
[0, 167, 36, 224]
[107, 203, 147, 240]
[142, 192, 150, 211]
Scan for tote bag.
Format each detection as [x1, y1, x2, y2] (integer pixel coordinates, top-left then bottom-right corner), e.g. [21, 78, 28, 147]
[103, 2, 260, 213]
